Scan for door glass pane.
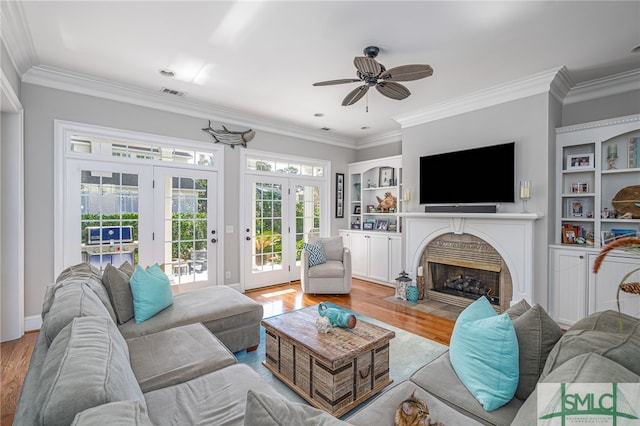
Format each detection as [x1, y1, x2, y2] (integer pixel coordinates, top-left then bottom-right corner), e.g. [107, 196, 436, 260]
[295, 184, 320, 264]
[80, 171, 139, 271]
[252, 182, 283, 273]
[162, 176, 208, 285]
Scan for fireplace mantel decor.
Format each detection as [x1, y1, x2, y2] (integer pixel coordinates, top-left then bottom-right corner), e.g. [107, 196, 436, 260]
[401, 212, 543, 307]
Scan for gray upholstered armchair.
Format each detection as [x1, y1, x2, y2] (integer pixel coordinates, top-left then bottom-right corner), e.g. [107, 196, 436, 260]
[301, 236, 352, 294]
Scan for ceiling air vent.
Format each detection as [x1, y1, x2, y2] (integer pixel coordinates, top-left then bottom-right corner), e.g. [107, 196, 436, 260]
[160, 87, 185, 96]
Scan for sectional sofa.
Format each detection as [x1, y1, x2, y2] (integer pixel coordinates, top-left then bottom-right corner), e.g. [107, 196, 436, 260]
[246, 303, 640, 426]
[14, 261, 640, 425]
[13, 262, 275, 425]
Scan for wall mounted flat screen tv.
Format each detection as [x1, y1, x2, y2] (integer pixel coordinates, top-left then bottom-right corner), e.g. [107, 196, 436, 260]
[419, 142, 515, 205]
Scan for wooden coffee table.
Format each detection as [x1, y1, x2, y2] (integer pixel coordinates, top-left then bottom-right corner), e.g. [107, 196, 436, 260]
[261, 305, 395, 417]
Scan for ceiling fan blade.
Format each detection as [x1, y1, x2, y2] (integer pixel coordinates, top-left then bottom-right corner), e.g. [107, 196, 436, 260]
[376, 81, 410, 100]
[353, 56, 382, 77]
[312, 79, 361, 86]
[380, 64, 434, 82]
[342, 85, 369, 106]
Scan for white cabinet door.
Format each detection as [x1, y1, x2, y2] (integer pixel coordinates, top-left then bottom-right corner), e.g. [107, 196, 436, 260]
[368, 233, 390, 283]
[549, 247, 588, 329]
[588, 253, 640, 318]
[350, 232, 369, 277]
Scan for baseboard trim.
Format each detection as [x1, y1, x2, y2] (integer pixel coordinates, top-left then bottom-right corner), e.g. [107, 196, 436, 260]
[24, 314, 42, 332]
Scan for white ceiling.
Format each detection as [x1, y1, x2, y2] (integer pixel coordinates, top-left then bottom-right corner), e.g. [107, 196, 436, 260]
[7, 1, 640, 145]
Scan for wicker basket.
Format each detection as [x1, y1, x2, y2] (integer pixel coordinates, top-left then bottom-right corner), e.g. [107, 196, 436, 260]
[611, 185, 640, 218]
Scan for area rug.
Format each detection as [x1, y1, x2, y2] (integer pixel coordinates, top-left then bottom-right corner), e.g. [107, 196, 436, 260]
[235, 302, 448, 419]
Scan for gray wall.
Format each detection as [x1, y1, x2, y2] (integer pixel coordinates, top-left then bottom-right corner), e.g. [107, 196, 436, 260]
[562, 89, 640, 127]
[355, 141, 401, 162]
[401, 93, 555, 307]
[21, 83, 356, 318]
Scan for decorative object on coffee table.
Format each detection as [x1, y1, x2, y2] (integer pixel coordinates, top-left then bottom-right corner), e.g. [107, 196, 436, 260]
[318, 302, 356, 328]
[316, 316, 332, 333]
[261, 305, 395, 417]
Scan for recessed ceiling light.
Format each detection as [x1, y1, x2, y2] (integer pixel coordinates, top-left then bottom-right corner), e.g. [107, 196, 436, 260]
[314, 113, 324, 117]
[159, 69, 176, 77]
[632, 45, 640, 53]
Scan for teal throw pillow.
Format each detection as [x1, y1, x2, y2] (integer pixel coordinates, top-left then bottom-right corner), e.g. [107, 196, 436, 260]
[449, 296, 519, 411]
[304, 241, 326, 267]
[130, 264, 173, 323]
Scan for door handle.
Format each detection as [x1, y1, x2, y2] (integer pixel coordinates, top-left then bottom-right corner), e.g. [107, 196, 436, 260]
[246, 236, 251, 241]
[211, 238, 217, 243]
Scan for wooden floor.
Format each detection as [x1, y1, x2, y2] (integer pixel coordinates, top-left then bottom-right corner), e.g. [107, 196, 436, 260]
[0, 278, 454, 425]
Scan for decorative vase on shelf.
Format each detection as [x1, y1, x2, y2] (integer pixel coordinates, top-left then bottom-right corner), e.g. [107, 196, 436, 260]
[353, 182, 361, 200]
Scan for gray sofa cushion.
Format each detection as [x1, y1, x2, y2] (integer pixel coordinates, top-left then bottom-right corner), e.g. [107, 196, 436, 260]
[43, 282, 112, 345]
[540, 328, 640, 380]
[244, 390, 350, 426]
[308, 260, 345, 278]
[118, 285, 263, 339]
[35, 316, 146, 426]
[410, 351, 523, 425]
[310, 236, 344, 261]
[505, 298, 532, 320]
[102, 262, 135, 324]
[569, 309, 640, 334]
[345, 380, 483, 426]
[511, 352, 640, 426]
[43, 262, 117, 322]
[144, 364, 276, 426]
[127, 323, 237, 392]
[511, 303, 562, 401]
[71, 401, 153, 426]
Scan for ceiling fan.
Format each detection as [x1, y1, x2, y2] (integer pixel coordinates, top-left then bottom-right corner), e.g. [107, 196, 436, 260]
[312, 46, 433, 107]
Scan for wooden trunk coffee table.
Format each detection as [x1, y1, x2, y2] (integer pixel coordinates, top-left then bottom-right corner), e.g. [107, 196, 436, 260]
[261, 305, 395, 417]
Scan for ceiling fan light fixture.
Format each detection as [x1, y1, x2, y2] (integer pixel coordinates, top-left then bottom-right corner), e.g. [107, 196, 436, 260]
[313, 46, 432, 107]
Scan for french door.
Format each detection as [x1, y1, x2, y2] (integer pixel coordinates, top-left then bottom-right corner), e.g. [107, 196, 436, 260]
[65, 160, 219, 286]
[243, 175, 321, 289]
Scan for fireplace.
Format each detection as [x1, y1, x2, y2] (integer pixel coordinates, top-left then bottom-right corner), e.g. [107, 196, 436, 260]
[402, 212, 542, 310]
[419, 233, 513, 312]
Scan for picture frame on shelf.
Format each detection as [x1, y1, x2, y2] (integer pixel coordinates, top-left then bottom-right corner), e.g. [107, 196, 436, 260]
[376, 219, 389, 231]
[566, 153, 594, 170]
[363, 220, 375, 230]
[353, 205, 361, 214]
[568, 199, 584, 217]
[367, 204, 375, 213]
[562, 226, 577, 244]
[379, 167, 394, 187]
[571, 182, 589, 193]
[600, 230, 615, 245]
[335, 173, 344, 218]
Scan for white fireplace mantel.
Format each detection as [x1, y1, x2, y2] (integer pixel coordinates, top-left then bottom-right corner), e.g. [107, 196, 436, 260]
[400, 212, 544, 305]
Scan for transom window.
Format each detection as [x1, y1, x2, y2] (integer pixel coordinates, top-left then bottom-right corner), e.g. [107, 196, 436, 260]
[246, 156, 324, 177]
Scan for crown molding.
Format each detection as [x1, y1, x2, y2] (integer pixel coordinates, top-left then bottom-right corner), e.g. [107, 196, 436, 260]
[563, 68, 640, 105]
[0, 1, 38, 75]
[1, 69, 23, 113]
[393, 67, 566, 128]
[356, 129, 402, 149]
[22, 65, 358, 149]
